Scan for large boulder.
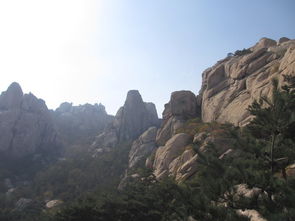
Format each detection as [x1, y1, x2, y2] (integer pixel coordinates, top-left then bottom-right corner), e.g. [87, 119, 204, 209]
[156, 91, 200, 146]
[200, 37, 295, 126]
[46, 199, 63, 209]
[153, 133, 193, 179]
[0, 82, 60, 159]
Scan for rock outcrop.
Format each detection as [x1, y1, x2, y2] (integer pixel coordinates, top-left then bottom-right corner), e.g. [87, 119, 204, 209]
[150, 123, 235, 181]
[125, 37, 295, 183]
[128, 126, 158, 169]
[114, 90, 159, 141]
[92, 90, 160, 149]
[0, 82, 60, 159]
[200, 37, 295, 126]
[156, 90, 200, 146]
[46, 199, 63, 209]
[53, 102, 113, 144]
[118, 126, 158, 189]
[153, 133, 193, 179]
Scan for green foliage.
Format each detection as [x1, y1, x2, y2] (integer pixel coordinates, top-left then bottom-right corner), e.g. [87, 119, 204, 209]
[33, 141, 131, 201]
[176, 117, 232, 136]
[2, 75, 295, 221]
[234, 48, 252, 56]
[247, 78, 295, 174]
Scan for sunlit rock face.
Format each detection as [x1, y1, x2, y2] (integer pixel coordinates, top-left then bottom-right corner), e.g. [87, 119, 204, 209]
[92, 90, 160, 149]
[53, 102, 113, 144]
[0, 82, 60, 159]
[156, 90, 201, 146]
[200, 37, 295, 126]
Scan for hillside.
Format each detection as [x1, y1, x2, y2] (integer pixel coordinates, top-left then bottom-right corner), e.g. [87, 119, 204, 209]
[0, 37, 295, 221]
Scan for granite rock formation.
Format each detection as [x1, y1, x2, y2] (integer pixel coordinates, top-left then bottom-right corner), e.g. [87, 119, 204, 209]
[53, 102, 113, 144]
[92, 90, 160, 149]
[128, 126, 158, 169]
[200, 37, 295, 126]
[0, 82, 60, 159]
[156, 90, 200, 146]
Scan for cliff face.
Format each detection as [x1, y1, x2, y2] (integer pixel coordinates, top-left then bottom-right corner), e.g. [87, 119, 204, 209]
[0, 82, 60, 159]
[114, 90, 160, 142]
[200, 37, 295, 126]
[92, 90, 160, 150]
[128, 37, 295, 182]
[52, 102, 113, 144]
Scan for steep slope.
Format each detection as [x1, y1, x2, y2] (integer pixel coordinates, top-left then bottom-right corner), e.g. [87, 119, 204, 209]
[128, 37, 295, 183]
[122, 90, 201, 182]
[200, 37, 295, 126]
[0, 82, 60, 159]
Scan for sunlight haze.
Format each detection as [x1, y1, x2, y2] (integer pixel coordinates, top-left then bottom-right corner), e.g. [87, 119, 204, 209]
[0, 0, 295, 115]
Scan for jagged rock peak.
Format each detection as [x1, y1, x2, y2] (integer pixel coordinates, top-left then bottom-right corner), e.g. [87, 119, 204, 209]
[6, 82, 23, 97]
[53, 101, 113, 144]
[124, 90, 143, 107]
[0, 82, 60, 158]
[115, 90, 159, 141]
[92, 90, 160, 149]
[56, 102, 107, 114]
[0, 82, 23, 109]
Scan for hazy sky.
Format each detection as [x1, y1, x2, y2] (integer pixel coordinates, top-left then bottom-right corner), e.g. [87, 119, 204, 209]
[1, 0, 295, 116]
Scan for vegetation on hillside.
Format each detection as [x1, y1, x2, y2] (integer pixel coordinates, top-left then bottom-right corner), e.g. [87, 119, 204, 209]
[0, 75, 294, 220]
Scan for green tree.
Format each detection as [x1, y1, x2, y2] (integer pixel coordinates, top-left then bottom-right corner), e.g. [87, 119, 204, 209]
[247, 77, 295, 174]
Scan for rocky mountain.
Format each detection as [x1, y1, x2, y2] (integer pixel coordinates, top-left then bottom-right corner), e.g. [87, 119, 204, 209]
[92, 90, 160, 150]
[121, 90, 201, 184]
[52, 102, 113, 144]
[1, 37, 295, 221]
[126, 37, 295, 182]
[0, 82, 60, 159]
[200, 37, 295, 126]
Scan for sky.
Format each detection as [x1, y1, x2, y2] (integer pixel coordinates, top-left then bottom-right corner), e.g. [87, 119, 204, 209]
[0, 0, 295, 116]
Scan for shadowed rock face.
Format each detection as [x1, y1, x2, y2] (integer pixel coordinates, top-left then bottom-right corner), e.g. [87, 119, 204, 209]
[115, 90, 160, 141]
[0, 82, 60, 159]
[200, 37, 295, 126]
[53, 102, 113, 144]
[128, 126, 158, 169]
[92, 90, 160, 149]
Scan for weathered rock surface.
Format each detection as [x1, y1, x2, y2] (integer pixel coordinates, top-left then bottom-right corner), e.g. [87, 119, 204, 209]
[237, 209, 267, 221]
[153, 133, 193, 179]
[53, 102, 113, 144]
[115, 90, 160, 141]
[156, 91, 200, 146]
[200, 37, 295, 126]
[46, 199, 63, 209]
[0, 82, 60, 159]
[118, 127, 158, 189]
[128, 126, 158, 169]
[92, 90, 160, 149]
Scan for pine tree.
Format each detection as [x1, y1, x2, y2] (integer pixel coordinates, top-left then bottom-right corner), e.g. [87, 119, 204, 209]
[247, 77, 295, 175]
